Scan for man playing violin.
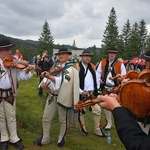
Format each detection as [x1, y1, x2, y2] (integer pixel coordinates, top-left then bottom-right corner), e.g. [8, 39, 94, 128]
[135, 50, 150, 134]
[34, 48, 79, 147]
[0, 39, 32, 150]
[76, 50, 105, 137]
[96, 47, 126, 130]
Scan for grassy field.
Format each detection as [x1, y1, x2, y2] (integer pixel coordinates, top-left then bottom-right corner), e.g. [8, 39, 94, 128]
[8, 72, 125, 150]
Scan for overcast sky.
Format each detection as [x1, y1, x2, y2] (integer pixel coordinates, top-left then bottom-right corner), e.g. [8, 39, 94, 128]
[0, 0, 150, 48]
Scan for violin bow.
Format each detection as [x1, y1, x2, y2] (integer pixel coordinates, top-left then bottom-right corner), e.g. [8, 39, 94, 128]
[135, 44, 145, 71]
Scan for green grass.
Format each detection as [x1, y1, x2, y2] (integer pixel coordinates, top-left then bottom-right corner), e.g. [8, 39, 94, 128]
[8, 72, 125, 150]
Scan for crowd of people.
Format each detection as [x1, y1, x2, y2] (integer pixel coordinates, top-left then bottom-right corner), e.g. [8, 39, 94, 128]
[0, 38, 150, 150]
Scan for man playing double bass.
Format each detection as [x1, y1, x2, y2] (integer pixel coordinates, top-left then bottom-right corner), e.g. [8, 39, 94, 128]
[143, 50, 150, 70]
[136, 49, 150, 134]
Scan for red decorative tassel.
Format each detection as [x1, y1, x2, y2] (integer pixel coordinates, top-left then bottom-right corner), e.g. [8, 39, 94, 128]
[80, 123, 84, 127]
[99, 122, 103, 127]
[62, 70, 65, 73]
[65, 130, 68, 134]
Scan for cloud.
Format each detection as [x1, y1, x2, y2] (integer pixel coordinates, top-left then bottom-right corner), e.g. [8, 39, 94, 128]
[0, 0, 150, 48]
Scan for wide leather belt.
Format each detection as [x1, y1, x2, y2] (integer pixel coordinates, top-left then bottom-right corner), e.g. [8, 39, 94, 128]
[87, 90, 94, 95]
[0, 88, 12, 98]
[50, 91, 58, 97]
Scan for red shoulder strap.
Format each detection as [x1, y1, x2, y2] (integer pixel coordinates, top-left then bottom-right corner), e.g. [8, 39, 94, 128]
[114, 61, 122, 74]
[101, 59, 107, 79]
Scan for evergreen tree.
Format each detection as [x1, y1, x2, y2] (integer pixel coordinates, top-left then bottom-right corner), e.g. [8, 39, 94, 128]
[39, 20, 54, 56]
[138, 19, 148, 54]
[122, 20, 132, 49]
[72, 39, 76, 48]
[128, 22, 140, 57]
[91, 45, 100, 64]
[118, 35, 125, 58]
[120, 19, 132, 59]
[146, 33, 150, 51]
[102, 7, 119, 52]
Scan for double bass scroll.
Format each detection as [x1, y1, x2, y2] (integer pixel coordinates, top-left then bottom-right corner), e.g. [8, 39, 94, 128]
[137, 69, 150, 82]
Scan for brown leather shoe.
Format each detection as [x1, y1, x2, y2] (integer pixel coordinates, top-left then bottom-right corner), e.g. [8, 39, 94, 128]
[1, 141, 9, 150]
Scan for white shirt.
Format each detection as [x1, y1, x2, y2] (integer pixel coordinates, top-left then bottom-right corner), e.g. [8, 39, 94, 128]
[0, 59, 11, 89]
[0, 58, 32, 90]
[79, 62, 100, 94]
[41, 63, 66, 92]
[96, 59, 126, 86]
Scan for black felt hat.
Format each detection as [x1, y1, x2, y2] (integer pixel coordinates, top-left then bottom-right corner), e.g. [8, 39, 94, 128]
[107, 47, 118, 53]
[0, 39, 12, 50]
[55, 48, 72, 55]
[79, 50, 93, 57]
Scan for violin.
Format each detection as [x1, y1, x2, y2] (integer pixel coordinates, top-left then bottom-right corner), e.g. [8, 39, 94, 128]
[109, 70, 138, 82]
[109, 69, 150, 82]
[110, 69, 150, 93]
[48, 65, 64, 76]
[3, 55, 29, 69]
[108, 70, 139, 93]
[41, 65, 64, 78]
[75, 79, 150, 118]
[39, 65, 64, 93]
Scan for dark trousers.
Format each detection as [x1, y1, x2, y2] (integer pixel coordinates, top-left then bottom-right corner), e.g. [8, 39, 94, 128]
[38, 76, 43, 96]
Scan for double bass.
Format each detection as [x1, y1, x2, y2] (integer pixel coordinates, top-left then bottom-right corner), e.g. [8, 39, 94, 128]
[75, 69, 150, 118]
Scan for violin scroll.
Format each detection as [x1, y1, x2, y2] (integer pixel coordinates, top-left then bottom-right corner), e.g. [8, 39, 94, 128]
[75, 98, 101, 109]
[137, 69, 150, 82]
